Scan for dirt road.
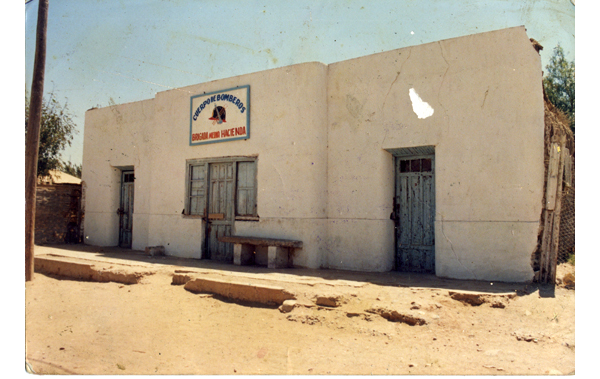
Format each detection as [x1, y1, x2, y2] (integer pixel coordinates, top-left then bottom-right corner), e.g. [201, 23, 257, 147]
[25, 246, 575, 375]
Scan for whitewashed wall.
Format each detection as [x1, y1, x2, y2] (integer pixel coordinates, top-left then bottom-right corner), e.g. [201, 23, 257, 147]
[83, 63, 329, 266]
[83, 27, 544, 282]
[326, 26, 544, 281]
[82, 99, 155, 246]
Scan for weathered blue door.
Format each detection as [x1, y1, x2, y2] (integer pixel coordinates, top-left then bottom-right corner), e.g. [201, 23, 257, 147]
[394, 156, 435, 273]
[205, 162, 235, 261]
[118, 171, 134, 248]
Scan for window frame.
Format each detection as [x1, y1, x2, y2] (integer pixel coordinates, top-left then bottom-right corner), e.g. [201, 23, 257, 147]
[234, 160, 258, 218]
[185, 161, 208, 218]
[183, 156, 258, 220]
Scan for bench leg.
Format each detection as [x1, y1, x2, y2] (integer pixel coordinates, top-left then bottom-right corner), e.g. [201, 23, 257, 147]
[268, 246, 289, 269]
[233, 243, 254, 265]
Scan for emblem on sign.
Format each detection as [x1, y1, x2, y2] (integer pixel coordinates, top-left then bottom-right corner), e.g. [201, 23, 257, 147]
[209, 106, 227, 124]
[189, 85, 250, 145]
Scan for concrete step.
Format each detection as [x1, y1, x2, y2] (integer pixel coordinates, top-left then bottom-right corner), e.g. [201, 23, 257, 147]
[182, 276, 296, 306]
[34, 256, 153, 285]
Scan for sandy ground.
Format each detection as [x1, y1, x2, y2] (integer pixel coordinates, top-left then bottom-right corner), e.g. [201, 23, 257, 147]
[25, 246, 575, 375]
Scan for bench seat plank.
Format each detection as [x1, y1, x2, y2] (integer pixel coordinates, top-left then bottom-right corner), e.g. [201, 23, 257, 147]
[219, 235, 303, 249]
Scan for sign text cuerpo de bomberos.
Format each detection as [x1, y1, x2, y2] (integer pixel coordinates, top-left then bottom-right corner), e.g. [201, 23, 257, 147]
[189, 85, 250, 145]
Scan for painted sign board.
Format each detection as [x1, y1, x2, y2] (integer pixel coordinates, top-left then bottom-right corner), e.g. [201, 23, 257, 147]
[190, 85, 250, 145]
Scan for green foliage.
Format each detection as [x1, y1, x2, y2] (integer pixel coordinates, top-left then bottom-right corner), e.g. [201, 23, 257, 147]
[61, 160, 82, 178]
[25, 92, 77, 177]
[543, 45, 575, 133]
[567, 253, 575, 266]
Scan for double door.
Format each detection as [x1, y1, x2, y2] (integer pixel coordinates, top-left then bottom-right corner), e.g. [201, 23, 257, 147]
[204, 162, 235, 261]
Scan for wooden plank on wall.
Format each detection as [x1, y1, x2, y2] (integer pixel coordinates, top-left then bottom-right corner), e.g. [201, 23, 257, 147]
[539, 137, 568, 284]
[548, 137, 567, 284]
[540, 209, 554, 283]
[563, 148, 573, 187]
[545, 143, 561, 211]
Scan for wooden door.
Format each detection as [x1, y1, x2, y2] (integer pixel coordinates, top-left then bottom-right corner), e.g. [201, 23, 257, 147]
[394, 156, 435, 273]
[118, 171, 135, 248]
[205, 162, 235, 261]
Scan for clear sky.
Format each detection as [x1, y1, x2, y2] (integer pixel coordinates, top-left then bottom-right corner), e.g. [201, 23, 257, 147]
[25, 0, 575, 166]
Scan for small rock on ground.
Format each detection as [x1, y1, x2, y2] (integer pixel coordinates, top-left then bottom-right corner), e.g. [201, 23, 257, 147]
[315, 295, 343, 307]
[366, 307, 428, 326]
[563, 273, 575, 289]
[279, 300, 297, 313]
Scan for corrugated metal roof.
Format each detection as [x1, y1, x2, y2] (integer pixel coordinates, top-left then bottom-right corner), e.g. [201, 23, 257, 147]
[385, 146, 435, 157]
[38, 170, 82, 185]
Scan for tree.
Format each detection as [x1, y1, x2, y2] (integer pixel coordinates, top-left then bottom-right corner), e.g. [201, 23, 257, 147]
[61, 160, 82, 178]
[543, 44, 575, 133]
[25, 91, 78, 178]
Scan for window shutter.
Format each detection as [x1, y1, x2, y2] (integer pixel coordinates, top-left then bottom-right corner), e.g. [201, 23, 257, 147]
[188, 163, 207, 215]
[236, 161, 256, 216]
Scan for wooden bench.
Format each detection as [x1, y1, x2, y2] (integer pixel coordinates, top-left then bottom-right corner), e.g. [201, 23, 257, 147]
[218, 236, 303, 269]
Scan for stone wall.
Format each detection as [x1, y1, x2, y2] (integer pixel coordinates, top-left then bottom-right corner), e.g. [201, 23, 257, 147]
[35, 184, 83, 244]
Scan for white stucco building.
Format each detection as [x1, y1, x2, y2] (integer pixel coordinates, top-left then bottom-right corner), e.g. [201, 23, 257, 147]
[82, 26, 545, 282]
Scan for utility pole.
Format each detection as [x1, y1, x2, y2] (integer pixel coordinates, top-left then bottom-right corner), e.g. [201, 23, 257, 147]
[25, 0, 50, 282]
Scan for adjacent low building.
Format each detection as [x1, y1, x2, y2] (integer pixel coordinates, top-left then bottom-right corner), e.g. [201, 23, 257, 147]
[82, 26, 545, 282]
[36, 171, 83, 245]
